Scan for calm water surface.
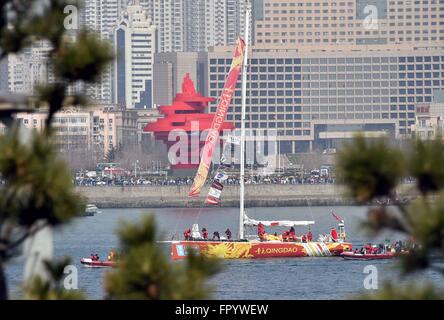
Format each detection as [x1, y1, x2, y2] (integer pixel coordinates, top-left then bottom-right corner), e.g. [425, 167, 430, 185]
[6, 207, 444, 299]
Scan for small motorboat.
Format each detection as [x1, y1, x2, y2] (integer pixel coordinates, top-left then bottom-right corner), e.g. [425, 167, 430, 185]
[79, 204, 101, 217]
[80, 258, 117, 268]
[341, 251, 395, 260]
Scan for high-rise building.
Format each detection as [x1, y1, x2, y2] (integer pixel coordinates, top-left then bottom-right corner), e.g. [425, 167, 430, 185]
[153, 52, 208, 106]
[0, 41, 53, 95]
[0, 58, 9, 91]
[207, 43, 444, 152]
[225, 0, 248, 45]
[140, 0, 185, 52]
[0, 54, 24, 93]
[184, 0, 207, 52]
[81, 0, 126, 103]
[155, 42, 444, 153]
[254, 0, 444, 46]
[114, 2, 157, 109]
[140, 0, 247, 52]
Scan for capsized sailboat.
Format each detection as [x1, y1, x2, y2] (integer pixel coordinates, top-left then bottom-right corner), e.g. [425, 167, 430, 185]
[171, 5, 352, 260]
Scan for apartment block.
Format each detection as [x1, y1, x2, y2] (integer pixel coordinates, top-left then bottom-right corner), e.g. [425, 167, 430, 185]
[140, 0, 247, 52]
[7, 105, 151, 160]
[81, 0, 127, 103]
[0, 41, 54, 95]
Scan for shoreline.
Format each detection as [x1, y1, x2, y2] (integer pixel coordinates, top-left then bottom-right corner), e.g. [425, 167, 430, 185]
[87, 197, 357, 208]
[77, 184, 417, 209]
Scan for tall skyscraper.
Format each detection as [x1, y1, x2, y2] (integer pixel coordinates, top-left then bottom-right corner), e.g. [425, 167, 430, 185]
[114, 1, 157, 109]
[140, 0, 248, 52]
[81, 0, 127, 42]
[81, 0, 126, 103]
[140, 0, 184, 52]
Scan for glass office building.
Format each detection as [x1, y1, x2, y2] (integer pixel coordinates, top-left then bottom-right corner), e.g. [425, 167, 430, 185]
[207, 44, 444, 152]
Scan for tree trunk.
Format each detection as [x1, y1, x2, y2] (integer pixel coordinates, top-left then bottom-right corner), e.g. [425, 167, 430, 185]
[0, 261, 7, 300]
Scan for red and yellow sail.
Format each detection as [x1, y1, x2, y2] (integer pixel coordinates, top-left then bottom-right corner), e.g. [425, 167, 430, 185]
[188, 38, 246, 197]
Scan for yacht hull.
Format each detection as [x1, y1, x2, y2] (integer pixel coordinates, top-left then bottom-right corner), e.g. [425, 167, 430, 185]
[171, 240, 352, 260]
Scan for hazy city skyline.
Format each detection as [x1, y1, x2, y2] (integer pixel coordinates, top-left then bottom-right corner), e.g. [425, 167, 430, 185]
[1, 0, 443, 157]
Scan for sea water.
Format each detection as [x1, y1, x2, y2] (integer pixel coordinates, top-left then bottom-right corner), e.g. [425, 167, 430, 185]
[5, 207, 444, 299]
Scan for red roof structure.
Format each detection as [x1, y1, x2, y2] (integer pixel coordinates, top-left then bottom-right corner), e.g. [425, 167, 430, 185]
[145, 73, 234, 171]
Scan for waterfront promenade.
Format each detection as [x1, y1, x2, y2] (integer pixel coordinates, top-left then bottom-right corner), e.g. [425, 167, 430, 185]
[77, 184, 417, 208]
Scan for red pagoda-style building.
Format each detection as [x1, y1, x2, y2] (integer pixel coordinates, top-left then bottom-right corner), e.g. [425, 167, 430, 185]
[145, 73, 234, 174]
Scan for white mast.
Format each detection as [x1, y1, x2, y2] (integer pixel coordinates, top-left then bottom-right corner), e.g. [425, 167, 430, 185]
[239, 2, 251, 240]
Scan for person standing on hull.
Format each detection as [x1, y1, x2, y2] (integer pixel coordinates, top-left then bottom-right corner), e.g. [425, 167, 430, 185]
[202, 228, 209, 240]
[212, 231, 221, 241]
[225, 228, 232, 240]
[183, 228, 191, 241]
[307, 229, 313, 242]
[258, 223, 266, 240]
[331, 228, 339, 242]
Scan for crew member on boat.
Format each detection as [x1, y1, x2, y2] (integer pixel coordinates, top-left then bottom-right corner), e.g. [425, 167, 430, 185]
[107, 250, 117, 261]
[90, 253, 100, 261]
[364, 243, 372, 253]
[283, 227, 297, 242]
[258, 223, 265, 239]
[289, 227, 296, 240]
[225, 228, 232, 240]
[331, 228, 339, 242]
[202, 228, 209, 240]
[213, 231, 221, 241]
[184, 228, 191, 241]
[307, 230, 313, 242]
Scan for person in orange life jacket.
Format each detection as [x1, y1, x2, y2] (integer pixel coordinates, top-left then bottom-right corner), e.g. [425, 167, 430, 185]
[282, 231, 290, 242]
[202, 228, 209, 240]
[364, 244, 372, 253]
[258, 223, 265, 239]
[307, 230, 313, 242]
[288, 227, 296, 240]
[301, 234, 307, 243]
[184, 228, 191, 241]
[330, 228, 339, 242]
[108, 250, 117, 261]
[225, 228, 232, 240]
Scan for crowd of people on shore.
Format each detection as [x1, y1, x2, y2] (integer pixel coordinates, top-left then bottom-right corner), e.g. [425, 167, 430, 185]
[73, 175, 337, 187]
